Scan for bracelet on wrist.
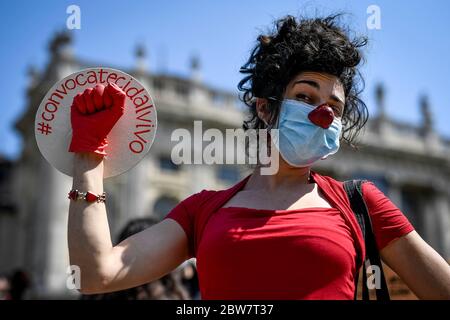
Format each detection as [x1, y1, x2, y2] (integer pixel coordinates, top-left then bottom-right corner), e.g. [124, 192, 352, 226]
[68, 189, 106, 203]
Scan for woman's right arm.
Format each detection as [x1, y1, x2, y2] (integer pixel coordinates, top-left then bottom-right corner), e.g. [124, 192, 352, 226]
[68, 153, 189, 294]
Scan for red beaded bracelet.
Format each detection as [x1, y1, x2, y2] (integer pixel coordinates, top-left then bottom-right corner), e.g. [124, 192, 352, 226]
[68, 189, 106, 203]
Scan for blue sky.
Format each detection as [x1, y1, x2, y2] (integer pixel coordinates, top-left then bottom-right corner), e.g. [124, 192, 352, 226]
[1, 0, 449, 159]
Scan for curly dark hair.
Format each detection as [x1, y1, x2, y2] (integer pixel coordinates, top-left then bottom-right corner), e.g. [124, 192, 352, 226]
[238, 14, 369, 146]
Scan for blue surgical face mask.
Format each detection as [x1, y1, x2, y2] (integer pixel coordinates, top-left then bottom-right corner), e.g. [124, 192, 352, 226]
[271, 99, 342, 167]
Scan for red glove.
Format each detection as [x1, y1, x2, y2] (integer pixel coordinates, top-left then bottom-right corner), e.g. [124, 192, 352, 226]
[68, 83, 126, 156]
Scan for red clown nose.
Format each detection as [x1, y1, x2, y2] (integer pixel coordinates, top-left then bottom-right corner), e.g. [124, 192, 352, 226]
[307, 104, 334, 129]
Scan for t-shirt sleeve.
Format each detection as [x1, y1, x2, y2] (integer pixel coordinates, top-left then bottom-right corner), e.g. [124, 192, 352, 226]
[163, 189, 213, 259]
[362, 181, 415, 251]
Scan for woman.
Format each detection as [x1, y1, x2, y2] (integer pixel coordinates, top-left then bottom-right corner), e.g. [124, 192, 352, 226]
[67, 14, 450, 300]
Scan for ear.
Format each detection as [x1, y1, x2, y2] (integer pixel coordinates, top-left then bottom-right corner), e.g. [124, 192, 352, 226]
[256, 98, 270, 126]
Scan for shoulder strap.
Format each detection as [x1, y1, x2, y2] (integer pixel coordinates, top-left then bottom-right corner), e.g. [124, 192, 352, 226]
[344, 179, 390, 301]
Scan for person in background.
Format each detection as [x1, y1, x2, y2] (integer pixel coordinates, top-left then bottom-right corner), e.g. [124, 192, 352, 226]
[9, 269, 30, 300]
[180, 260, 201, 300]
[0, 273, 11, 300]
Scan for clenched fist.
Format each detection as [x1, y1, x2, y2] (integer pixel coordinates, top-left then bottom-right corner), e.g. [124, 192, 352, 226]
[68, 83, 126, 156]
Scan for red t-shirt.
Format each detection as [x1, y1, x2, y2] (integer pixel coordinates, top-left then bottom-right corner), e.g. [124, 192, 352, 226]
[163, 171, 414, 300]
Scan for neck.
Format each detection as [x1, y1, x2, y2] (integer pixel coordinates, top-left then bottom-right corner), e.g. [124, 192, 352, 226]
[248, 159, 312, 191]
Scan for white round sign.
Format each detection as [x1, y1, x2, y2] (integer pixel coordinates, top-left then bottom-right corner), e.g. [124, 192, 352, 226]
[35, 67, 157, 178]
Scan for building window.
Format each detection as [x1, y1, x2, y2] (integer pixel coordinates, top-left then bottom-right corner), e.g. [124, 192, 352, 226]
[153, 196, 179, 220]
[159, 156, 179, 172]
[175, 84, 189, 97]
[217, 165, 240, 184]
[211, 92, 225, 106]
[0, 160, 15, 212]
[401, 187, 425, 236]
[350, 172, 388, 194]
[153, 79, 164, 91]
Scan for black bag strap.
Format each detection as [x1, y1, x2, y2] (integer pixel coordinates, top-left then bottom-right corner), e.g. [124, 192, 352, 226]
[344, 179, 390, 301]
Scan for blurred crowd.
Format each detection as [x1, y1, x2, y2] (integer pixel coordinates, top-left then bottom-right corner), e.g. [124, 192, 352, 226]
[0, 217, 200, 300]
[0, 269, 31, 300]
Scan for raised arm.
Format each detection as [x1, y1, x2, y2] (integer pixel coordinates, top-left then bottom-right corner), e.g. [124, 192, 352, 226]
[67, 83, 189, 294]
[68, 153, 189, 294]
